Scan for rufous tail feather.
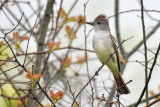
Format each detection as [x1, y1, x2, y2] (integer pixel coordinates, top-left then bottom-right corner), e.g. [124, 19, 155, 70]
[114, 74, 130, 94]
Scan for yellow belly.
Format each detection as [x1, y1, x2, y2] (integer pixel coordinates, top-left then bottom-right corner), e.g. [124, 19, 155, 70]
[94, 44, 119, 77]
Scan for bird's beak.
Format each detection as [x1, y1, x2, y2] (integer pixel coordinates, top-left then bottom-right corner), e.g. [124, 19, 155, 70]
[86, 22, 94, 25]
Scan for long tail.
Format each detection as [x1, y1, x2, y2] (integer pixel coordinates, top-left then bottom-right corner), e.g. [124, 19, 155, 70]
[114, 73, 130, 94]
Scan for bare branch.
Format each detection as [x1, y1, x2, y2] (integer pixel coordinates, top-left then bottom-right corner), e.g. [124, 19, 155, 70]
[135, 43, 160, 107]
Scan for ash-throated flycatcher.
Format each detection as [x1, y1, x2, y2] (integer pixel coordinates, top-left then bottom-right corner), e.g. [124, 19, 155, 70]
[86, 14, 130, 94]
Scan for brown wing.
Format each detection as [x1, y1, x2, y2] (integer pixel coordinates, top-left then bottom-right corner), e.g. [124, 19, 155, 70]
[109, 34, 121, 72]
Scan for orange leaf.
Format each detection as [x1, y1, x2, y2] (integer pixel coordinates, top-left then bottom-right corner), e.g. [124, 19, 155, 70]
[26, 70, 33, 79]
[149, 90, 155, 96]
[15, 100, 22, 107]
[46, 41, 54, 49]
[119, 54, 126, 64]
[69, 34, 76, 40]
[15, 42, 20, 48]
[20, 36, 28, 42]
[65, 25, 76, 39]
[65, 25, 72, 35]
[74, 102, 80, 107]
[50, 90, 54, 99]
[56, 91, 64, 100]
[76, 15, 85, 24]
[53, 42, 61, 47]
[158, 85, 160, 91]
[58, 8, 67, 20]
[34, 73, 42, 81]
[68, 17, 77, 22]
[46, 41, 61, 52]
[0, 41, 4, 47]
[26, 70, 42, 80]
[76, 55, 88, 63]
[50, 90, 64, 101]
[15, 42, 20, 53]
[13, 32, 20, 42]
[61, 56, 72, 67]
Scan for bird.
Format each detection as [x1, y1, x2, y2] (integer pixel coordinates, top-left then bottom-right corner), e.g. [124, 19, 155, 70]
[86, 14, 130, 94]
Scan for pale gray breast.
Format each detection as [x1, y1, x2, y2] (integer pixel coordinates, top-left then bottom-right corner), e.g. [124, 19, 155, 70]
[92, 31, 113, 51]
[92, 31, 115, 63]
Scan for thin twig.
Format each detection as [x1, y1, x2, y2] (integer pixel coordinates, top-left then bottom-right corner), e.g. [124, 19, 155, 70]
[52, 0, 63, 41]
[36, 82, 53, 103]
[127, 20, 160, 58]
[103, 82, 125, 107]
[128, 92, 160, 107]
[3, 5, 28, 31]
[135, 43, 160, 107]
[4, 13, 24, 36]
[145, 98, 160, 107]
[115, 0, 125, 57]
[23, 6, 43, 66]
[1, 8, 14, 26]
[67, 0, 79, 15]
[0, 65, 19, 75]
[29, 90, 44, 107]
[108, 9, 160, 19]
[84, 1, 94, 107]
[140, 0, 149, 104]
[0, 0, 9, 9]
[67, 81, 75, 100]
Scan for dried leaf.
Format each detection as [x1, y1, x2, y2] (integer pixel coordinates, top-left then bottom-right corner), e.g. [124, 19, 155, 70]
[65, 25, 76, 39]
[13, 32, 20, 42]
[158, 85, 160, 91]
[20, 36, 28, 42]
[68, 17, 77, 22]
[34, 73, 42, 81]
[15, 42, 20, 53]
[26, 70, 42, 81]
[26, 70, 33, 79]
[61, 56, 72, 67]
[77, 15, 85, 24]
[46, 41, 61, 53]
[50, 90, 64, 101]
[58, 8, 68, 20]
[26, 70, 42, 90]
[74, 102, 80, 107]
[119, 54, 126, 64]
[76, 55, 88, 64]
[149, 90, 155, 96]
[0, 41, 4, 47]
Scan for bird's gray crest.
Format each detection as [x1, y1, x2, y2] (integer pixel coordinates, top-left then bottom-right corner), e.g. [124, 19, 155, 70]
[93, 14, 108, 23]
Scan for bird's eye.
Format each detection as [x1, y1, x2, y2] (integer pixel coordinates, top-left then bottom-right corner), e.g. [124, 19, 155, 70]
[97, 21, 101, 24]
